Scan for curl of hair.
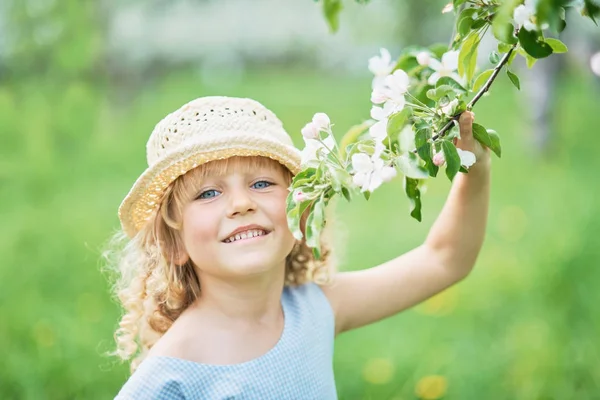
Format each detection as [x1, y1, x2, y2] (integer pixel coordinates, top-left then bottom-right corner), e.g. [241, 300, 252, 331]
[103, 157, 337, 372]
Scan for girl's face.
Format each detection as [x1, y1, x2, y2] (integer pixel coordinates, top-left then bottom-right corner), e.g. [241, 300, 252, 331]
[178, 157, 295, 280]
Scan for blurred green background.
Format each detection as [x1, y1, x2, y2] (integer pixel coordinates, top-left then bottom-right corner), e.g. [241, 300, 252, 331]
[1, 1, 600, 399]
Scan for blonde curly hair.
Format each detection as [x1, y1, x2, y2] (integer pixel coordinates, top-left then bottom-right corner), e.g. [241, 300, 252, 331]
[104, 156, 336, 372]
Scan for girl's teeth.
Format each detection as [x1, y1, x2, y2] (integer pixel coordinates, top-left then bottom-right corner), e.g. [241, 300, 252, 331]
[226, 229, 267, 243]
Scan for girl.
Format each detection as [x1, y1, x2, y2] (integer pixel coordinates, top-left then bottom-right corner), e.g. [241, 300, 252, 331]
[108, 96, 489, 399]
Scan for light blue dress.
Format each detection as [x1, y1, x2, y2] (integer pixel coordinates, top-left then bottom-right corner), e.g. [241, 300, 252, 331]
[115, 282, 337, 399]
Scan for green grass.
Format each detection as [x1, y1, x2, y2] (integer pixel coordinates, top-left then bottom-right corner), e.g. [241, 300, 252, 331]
[1, 67, 599, 399]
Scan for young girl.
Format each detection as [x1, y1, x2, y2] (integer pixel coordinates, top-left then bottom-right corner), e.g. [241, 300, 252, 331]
[108, 96, 489, 399]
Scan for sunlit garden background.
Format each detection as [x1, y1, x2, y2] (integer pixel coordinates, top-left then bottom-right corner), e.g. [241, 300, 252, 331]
[1, 0, 600, 399]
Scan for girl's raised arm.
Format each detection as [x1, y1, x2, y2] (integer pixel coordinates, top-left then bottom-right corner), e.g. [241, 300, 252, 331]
[321, 112, 491, 336]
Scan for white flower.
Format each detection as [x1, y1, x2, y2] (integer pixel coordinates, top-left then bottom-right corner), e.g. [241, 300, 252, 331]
[369, 48, 395, 76]
[369, 48, 395, 89]
[416, 51, 431, 66]
[300, 135, 336, 166]
[312, 113, 331, 131]
[427, 50, 462, 85]
[590, 51, 600, 77]
[440, 98, 459, 117]
[371, 69, 410, 106]
[301, 112, 332, 140]
[301, 122, 319, 140]
[513, 0, 548, 31]
[351, 152, 397, 193]
[369, 102, 402, 141]
[457, 148, 477, 168]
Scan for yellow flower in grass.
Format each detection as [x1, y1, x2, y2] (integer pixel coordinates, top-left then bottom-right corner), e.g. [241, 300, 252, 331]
[415, 375, 447, 400]
[362, 358, 395, 385]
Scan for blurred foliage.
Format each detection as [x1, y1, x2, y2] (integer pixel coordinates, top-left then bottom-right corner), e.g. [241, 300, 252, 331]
[2, 0, 600, 399]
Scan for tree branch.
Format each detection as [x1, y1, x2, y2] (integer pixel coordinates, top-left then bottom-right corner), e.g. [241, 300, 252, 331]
[410, 40, 518, 155]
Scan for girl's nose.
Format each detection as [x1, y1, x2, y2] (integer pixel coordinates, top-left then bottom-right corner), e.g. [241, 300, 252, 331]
[226, 188, 257, 217]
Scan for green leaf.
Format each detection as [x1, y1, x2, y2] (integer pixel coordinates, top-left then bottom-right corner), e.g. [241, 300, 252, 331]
[498, 42, 512, 53]
[363, 191, 371, 201]
[472, 123, 492, 147]
[487, 129, 502, 158]
[387, 108, 412, 137]
[453, 0, 467, 9]
[323, 0, 342, 33]
[583, 0, 600, 25]
[545, 38, 568, 53]
[417, 142, 439, 177]
[441, 140, 461, 181]
[435, 76, 468, 92]
[473, 68, 494, 92]
[457, 7, 477, 37]
[489, 51, 500, 64]
[426, 85, 457, 102]
[305, 199, 325, 257]
[429, 43, 450, 60]
[458, 31, 480, 84]
[492, 21, 518, 45]
[506, 69, 520, 90]
[396, 153, 430, 179]
[341, 186, 352, 202]
[339, 121, 370, 159]
[518, 28, 553, 59]
[415, 127, 431, 148]
[404, 177, 422, 222]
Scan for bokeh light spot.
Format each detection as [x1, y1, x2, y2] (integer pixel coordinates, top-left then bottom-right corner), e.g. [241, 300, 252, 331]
[362, 357, 395, 385]
[415, 375, 448, 400]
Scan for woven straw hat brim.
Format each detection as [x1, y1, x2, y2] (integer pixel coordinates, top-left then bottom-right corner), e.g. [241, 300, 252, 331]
[118, 132, 302, 238]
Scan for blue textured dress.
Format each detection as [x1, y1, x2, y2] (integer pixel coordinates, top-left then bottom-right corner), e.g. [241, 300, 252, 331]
[115, 282, 337, 399]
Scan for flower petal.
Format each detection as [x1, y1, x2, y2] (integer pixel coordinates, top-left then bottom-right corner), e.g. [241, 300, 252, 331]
[441, 50, 459, 71]
[352, 153, 374, 173]
[369, 119, 388, 141]
[457, 149, 477, 168]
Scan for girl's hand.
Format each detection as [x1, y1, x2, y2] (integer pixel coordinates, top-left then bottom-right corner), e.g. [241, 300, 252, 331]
[454, 111, 490, 165]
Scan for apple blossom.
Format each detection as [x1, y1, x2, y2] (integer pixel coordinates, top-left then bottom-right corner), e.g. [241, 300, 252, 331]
[301, 122, 319, 140]
[371, 69, 410, 107]
[300, 134, 336, 166]
[440, 98, 459, 117]
[368, 48, 395, 89]
[312, 113, 331, 131]
[369, 102, 403, 142]
[427, 51, 461, 85]
[351, 152, 397, 193]
[513, 0, 549, 31]
[457, 149, 477, 168]
[416, 51, 431, 66]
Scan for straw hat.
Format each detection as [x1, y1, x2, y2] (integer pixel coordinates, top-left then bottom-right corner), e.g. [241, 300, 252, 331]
[118, 96, 302, 238]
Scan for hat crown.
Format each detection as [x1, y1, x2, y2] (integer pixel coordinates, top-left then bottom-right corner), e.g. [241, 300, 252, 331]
[146, 96, 294, 166]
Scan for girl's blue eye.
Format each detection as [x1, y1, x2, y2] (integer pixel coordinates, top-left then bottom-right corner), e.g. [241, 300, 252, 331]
[252, 180, 272, 189]
[198, 189, 220, 199]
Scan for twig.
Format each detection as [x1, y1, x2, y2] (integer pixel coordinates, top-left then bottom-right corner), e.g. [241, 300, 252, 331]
[411, 40, 518, 153]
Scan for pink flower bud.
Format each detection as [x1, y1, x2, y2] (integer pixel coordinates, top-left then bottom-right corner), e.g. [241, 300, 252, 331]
[301, 122, 319, 140]
[294, 191, 308, 203]
[433, 151, 446, 166]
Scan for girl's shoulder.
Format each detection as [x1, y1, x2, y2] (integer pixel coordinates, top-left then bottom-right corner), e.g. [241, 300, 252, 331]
[115, 357, 189, 400]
